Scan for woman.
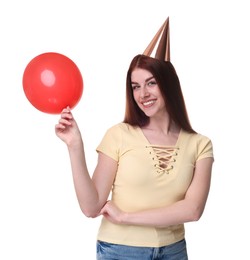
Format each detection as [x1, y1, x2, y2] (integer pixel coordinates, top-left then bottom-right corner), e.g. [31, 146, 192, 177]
[55, 18, 214, 260]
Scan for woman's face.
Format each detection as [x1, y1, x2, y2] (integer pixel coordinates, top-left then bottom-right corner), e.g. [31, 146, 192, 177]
[131, 68, 166, 118]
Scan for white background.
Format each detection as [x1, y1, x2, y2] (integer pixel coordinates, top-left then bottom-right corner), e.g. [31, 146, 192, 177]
[1, 0, 249, 259]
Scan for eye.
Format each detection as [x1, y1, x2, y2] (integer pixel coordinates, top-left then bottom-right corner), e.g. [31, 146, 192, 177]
[147, 80, 157, 87]
[132, 84, 140, 90]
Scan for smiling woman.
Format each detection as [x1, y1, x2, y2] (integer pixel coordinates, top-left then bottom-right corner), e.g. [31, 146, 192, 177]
[131, 69, 165, 117]
[55, 17, 214, 260]
[1, 0, 249, 259]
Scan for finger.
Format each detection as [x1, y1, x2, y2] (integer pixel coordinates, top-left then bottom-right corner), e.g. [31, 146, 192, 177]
[62, 106, 71, 114]
[55, 118, 73, 130]
[58, 118, 72, 126]
[55, 123, 66, 130]
[60, 113, 73, 120]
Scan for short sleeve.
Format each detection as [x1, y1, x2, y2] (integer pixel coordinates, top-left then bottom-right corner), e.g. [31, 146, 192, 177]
[96, 124, 122, 161]
[197, 136, 214, 161]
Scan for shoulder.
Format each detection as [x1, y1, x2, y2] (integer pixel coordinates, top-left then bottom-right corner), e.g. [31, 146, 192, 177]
[105, 122, 138, 135]
[182, 130, 212, 144]
[181, 130, 214, 160]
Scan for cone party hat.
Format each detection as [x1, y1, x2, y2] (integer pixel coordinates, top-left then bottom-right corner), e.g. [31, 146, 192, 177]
[143, 17, 170, 62]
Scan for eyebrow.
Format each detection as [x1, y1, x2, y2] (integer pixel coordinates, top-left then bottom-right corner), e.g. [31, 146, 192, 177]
[131, 76, 155, 85]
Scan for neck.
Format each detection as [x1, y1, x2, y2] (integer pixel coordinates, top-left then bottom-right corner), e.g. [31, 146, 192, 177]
[144, 118, 180, 135]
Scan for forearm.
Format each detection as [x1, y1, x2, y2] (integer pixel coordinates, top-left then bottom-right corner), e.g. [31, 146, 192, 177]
[101, 156, 212, 228]
[68, 141, 101, 217]
[118, 160, 212, 228]
[121, 200, 203, 228]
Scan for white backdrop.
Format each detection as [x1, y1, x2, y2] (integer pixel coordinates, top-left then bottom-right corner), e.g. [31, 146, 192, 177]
[1, 0, 249, 259]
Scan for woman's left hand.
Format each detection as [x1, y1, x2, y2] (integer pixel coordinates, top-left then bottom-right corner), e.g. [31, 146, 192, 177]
[100, 201, 125, 224]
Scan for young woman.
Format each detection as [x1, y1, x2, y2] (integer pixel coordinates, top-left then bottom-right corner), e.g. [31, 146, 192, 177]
[55, 19, 214, 260]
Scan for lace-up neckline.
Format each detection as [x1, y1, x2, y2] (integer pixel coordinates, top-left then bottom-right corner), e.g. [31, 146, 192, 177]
[138, 127, 182, 175]
[146, 145, 179, 174]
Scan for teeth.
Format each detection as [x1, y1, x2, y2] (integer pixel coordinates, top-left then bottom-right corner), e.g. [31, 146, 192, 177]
[143, 100, 155, 106]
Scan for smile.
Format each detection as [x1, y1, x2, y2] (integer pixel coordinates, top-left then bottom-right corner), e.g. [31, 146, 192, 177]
[142, 100, 156, 106]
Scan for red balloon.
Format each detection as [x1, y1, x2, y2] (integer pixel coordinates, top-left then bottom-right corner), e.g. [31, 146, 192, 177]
[23, 52, 83, 114]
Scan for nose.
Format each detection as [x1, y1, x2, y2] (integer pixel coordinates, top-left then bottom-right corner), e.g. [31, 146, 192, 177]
[140, 87, 149, 99]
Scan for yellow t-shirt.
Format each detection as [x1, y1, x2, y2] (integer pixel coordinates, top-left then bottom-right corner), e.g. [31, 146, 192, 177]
[96, 123, 214, 247]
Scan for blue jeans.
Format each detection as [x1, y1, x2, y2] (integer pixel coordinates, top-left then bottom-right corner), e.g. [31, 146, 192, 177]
[96, 239, 188, 260]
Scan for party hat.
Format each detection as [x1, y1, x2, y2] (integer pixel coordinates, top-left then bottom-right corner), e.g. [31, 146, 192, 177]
[143, 17, 170, 61]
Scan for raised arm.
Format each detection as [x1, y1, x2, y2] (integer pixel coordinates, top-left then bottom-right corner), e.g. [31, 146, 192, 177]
[55, 107, 117, 217]
[101, 157, 213, 227]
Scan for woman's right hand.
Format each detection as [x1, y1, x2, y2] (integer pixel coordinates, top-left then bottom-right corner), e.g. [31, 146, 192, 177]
[55, 107, 82, 147]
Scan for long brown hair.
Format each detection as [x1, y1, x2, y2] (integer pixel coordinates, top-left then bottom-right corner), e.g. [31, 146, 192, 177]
[123, 54, 196, 133]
